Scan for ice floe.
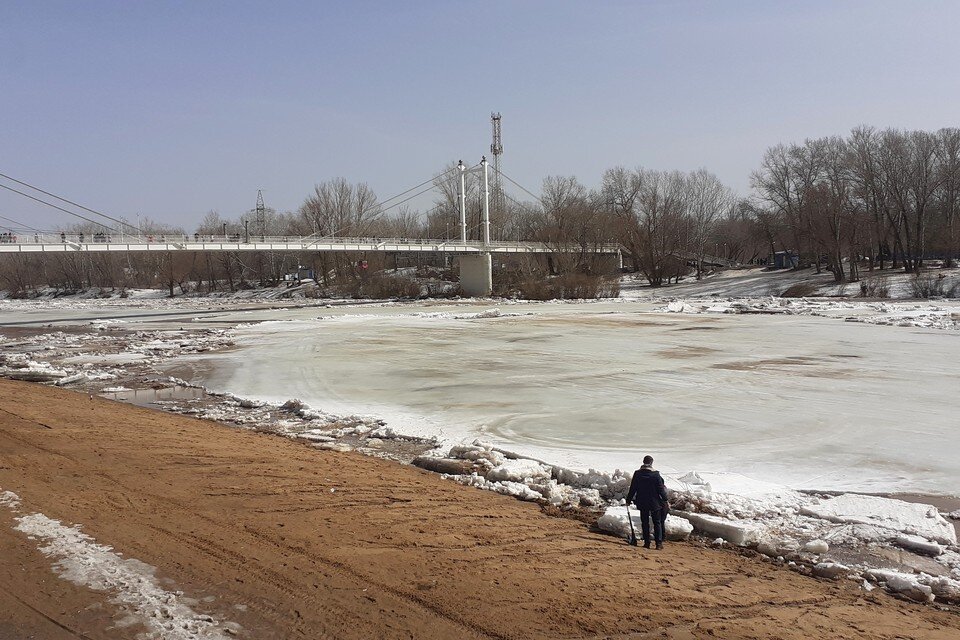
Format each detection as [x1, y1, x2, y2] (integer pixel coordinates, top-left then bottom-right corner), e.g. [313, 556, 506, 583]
[800, 493, 956, 545]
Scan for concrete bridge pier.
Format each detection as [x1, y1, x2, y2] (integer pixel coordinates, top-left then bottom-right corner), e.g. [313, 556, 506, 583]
[458, 253, 492, 297]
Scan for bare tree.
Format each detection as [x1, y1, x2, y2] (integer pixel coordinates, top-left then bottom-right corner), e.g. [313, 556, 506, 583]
[935, 128, 960, 266]
[685, 169, 735, 278]
[600, 167, 643, 271]
[299, 178, 381, 237]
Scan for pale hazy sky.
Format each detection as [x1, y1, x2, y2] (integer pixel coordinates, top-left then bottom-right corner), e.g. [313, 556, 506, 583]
[2, 1, 958, 232]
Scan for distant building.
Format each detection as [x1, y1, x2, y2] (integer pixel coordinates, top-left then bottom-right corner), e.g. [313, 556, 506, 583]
[770, 251, 799, 269]
[283, 266, 315, 282]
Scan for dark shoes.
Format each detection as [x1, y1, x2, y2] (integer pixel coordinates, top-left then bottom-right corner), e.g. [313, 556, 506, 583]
[643, 542, 651, 549]
[656, 542, 664, 550]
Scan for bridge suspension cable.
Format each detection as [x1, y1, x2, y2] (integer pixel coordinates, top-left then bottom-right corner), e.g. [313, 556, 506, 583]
[365, 162, 480, 218]
[0, 183, 120, 233]
[311, 163, 481, 240]
[0, 213, 47, 233]
[497, 170, 541, 203]
[372, 165, 459, 210]
[0, 172, 136, 233]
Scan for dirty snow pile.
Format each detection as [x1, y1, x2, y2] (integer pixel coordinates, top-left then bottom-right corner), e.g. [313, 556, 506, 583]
[839, 303, 960, 330]
[410, 441, 960, 604]
[127, 329, 236, 357]
[0, 352, 117, 385]
[145, 388, 439, 461]
[311, 309, 531, 323]
[0, 487, 238, 639]
[0, 328, 235, 389]
[661, 297, 960, 331]
[409, 309, 533, 320]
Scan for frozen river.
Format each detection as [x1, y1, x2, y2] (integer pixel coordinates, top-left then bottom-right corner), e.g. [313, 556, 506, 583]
[189, 302, 960, 496]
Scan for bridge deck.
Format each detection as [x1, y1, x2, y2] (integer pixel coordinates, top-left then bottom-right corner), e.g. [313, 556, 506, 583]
[0, 235, 620, 255]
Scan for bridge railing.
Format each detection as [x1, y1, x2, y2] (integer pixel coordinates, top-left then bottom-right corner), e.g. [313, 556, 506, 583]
[0, 233, 622, 255]
[0, 232, 618, 248]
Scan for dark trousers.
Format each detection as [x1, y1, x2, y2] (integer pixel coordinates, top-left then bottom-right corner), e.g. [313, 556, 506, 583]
[639, 508, 663, 544]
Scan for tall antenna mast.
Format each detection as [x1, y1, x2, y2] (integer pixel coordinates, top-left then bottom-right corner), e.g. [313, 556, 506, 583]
[255, 189, 266, 236]
[490, 112, 504, 230]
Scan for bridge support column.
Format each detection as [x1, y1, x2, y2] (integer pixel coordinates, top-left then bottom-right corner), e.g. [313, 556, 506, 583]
[458, 253, 492, 297]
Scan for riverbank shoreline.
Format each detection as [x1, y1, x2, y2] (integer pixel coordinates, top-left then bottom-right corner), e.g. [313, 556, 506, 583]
[2, 379, 959, 639]
[2, 297, 960, 613]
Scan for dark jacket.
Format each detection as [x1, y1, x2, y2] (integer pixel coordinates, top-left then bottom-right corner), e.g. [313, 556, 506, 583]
[626, 465, 668, 511]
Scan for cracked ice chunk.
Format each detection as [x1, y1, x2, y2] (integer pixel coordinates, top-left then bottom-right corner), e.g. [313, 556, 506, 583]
[596, 506, 693, 542]
[800, 494, 956, 545]
[671, 512, 764, 546]
[485, 458, 551, 483]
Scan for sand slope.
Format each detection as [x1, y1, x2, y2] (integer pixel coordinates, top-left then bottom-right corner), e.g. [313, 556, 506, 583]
[0, 380, 957, 639]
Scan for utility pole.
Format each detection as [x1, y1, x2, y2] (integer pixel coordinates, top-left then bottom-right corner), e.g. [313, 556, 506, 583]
[255, 189, 266, 237]
[481, 156, 490, 246]
[458, 160, 467, 243]
[490, 112, 504, 234]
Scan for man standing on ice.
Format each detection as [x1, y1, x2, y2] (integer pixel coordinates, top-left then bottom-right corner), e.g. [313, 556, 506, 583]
[626, 455, 669, 550]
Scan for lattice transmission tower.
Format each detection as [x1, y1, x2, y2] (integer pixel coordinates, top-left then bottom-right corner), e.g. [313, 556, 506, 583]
[490, 112, 504, 230]
[255, 189, 266, 236]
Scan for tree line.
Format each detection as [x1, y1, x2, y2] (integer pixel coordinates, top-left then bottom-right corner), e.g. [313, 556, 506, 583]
[2, 126, 958, 296]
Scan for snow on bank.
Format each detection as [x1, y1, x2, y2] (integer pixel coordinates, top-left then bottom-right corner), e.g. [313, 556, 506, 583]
[621, 266, 960, 301]
[0, 486, 237, 639]
[661, 297, 960, 331]
[0, 328, 235, 391]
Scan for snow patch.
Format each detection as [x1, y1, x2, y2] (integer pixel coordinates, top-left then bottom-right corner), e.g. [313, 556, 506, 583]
[12, 512, 235, 639]
[0, 490, 21, 509]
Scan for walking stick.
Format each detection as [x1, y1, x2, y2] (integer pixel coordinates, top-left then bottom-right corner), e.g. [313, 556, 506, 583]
[625, 504, 638, 546]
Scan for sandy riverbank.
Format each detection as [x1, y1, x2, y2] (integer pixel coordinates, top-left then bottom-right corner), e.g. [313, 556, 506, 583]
[1, 380, 958, 639]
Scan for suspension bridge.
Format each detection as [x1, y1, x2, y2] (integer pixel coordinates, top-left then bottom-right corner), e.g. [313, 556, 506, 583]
[0, 159, 622, 295]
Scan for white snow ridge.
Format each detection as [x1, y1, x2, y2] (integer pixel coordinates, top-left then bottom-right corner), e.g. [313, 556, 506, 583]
[0, 491, 237, 640]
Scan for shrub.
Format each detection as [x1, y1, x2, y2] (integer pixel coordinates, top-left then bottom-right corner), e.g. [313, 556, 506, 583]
[355, 274, 423, 299]
[859, 276, 890, 298]
[495, 271, 619, 300]
[910, 271, 946, 298]
[780, 283, 818, 298]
